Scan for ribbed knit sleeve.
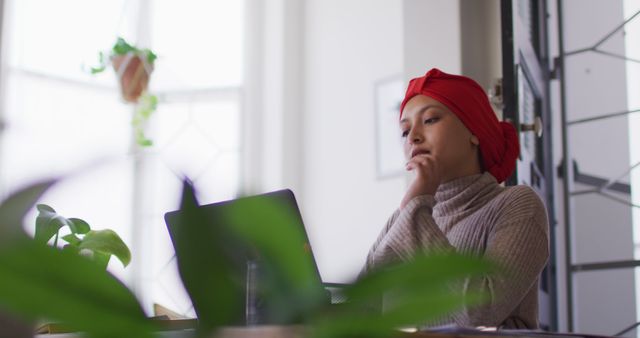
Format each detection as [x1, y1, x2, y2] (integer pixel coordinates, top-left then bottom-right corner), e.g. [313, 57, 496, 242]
[360, 208, 402, 277]
[443, 187, 549, 328]
[384, 194, 454, 258]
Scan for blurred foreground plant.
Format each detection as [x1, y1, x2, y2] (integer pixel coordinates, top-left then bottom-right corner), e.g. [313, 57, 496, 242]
[173, 181, 497, 338]
[0, 177, 497, 338]
[0, 181, 156, 338]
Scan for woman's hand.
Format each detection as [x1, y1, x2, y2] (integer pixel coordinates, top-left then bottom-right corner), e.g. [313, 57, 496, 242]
[400, 154, 442, 209]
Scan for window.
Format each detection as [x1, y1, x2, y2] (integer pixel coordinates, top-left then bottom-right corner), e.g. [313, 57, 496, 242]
[0, 0, 245, 316]
[626, 0, 640, 333]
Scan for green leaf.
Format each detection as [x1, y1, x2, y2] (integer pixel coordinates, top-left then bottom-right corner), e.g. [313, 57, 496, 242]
[345, 254, 495, 305]
[331, 292, 484, 337]
[222, 195, 329, 323]
[34, 204, 61, 244]
[34, 204, 72, 244]
[35, 206, 93, 244]
[61, 233, 81, 246]
[135, 93, 158, 120]
[313, 291, 487, 338]
[90, 65, 106, 74]
[168, 181, 247, 335]
[88, 250, 111, 270]
[143, 49, 157, 64]
[311, 253, 496, 338]
[68, 218, 91, 234]
[137, 138, 153, 147]
[89, 52, 107, 74]
[135, 129, 153, 147]
[37, 204, 55, 213]
[132, 92, 157, 147]
[112, 37, 136, 56]
[62, 244, 80, 255]
[79, 230, 131, 268]
[0, 240, 156, 338]
[0, 180, 56, 242]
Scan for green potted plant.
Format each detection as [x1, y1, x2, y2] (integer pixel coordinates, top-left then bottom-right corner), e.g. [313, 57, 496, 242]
[34, 204, 131, 270]
[91, 37, 158, 147]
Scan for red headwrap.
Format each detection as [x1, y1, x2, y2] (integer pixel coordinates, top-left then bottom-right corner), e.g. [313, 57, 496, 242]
[399, 68, 519, 183]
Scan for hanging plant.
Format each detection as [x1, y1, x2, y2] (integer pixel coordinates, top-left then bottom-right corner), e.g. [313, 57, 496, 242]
[91, 37, 158, 147]
[132, 92, 158, 147]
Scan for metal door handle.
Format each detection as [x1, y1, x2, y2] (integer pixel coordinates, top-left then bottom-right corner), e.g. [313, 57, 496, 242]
[520, 117, 543, 137]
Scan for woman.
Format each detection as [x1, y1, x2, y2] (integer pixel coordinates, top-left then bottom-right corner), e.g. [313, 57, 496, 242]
[361, 68, 549, 329]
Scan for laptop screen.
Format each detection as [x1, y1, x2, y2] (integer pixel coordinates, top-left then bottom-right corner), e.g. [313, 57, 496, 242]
[164, 189, 327, 325]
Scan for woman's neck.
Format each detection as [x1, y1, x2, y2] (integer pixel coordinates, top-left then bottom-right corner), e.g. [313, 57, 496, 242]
[440, 161, 483, 183]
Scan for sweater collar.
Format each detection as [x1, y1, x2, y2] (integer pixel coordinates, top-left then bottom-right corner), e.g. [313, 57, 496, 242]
[433, 172, 501, 216]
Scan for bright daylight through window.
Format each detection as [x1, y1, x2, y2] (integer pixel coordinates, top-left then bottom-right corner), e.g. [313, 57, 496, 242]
[0, 0, 245, 316]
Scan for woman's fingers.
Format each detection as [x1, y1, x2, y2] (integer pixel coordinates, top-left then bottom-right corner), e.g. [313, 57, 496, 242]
[407, 154, 441, 187]
[406, 154, 437, 173]
[401, 154, 442, 208]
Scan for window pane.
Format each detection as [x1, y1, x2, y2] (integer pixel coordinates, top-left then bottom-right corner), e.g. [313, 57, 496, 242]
[140, 98, 241, 315]
[574, 269, 637, 335]
[2, 0, 137, 284]
[150, 0, 244, 90]
[1, 73, 131, 191]
[7, 0, 127, 86]
[151, 99, 241, 203]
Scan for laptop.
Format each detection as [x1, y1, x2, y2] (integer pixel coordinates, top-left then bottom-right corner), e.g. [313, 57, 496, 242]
[164, 189, 343, 325]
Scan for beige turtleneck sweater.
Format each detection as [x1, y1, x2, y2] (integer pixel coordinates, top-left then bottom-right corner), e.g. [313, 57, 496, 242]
[361, 172, 550, 329]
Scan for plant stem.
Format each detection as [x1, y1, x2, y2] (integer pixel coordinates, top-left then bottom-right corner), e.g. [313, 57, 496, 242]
[53, 231, 59, 248]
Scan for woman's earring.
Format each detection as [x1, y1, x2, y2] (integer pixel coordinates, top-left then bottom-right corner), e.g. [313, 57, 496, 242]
[471, 135, 479, 146]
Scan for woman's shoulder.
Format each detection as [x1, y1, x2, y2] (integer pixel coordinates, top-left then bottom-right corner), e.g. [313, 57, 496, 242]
[492, 184, 548, 220]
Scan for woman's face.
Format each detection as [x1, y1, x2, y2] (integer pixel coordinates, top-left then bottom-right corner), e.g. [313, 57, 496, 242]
[400, 95, 481, 182]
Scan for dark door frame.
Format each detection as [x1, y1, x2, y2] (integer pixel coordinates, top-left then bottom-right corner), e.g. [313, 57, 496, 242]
[501, 0, 558, 331]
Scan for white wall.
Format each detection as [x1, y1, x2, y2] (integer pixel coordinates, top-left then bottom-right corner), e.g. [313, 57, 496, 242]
[245, 0, 407, 284]
[460, 0, 503, 92]
[403, 0, 502, 88]
[301, 0, 406, 283]
[403, 0, 462, 79]
[243, 0, 305, 196]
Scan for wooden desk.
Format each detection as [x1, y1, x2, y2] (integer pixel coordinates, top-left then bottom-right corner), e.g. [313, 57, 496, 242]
[35, 325, 615, 338]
